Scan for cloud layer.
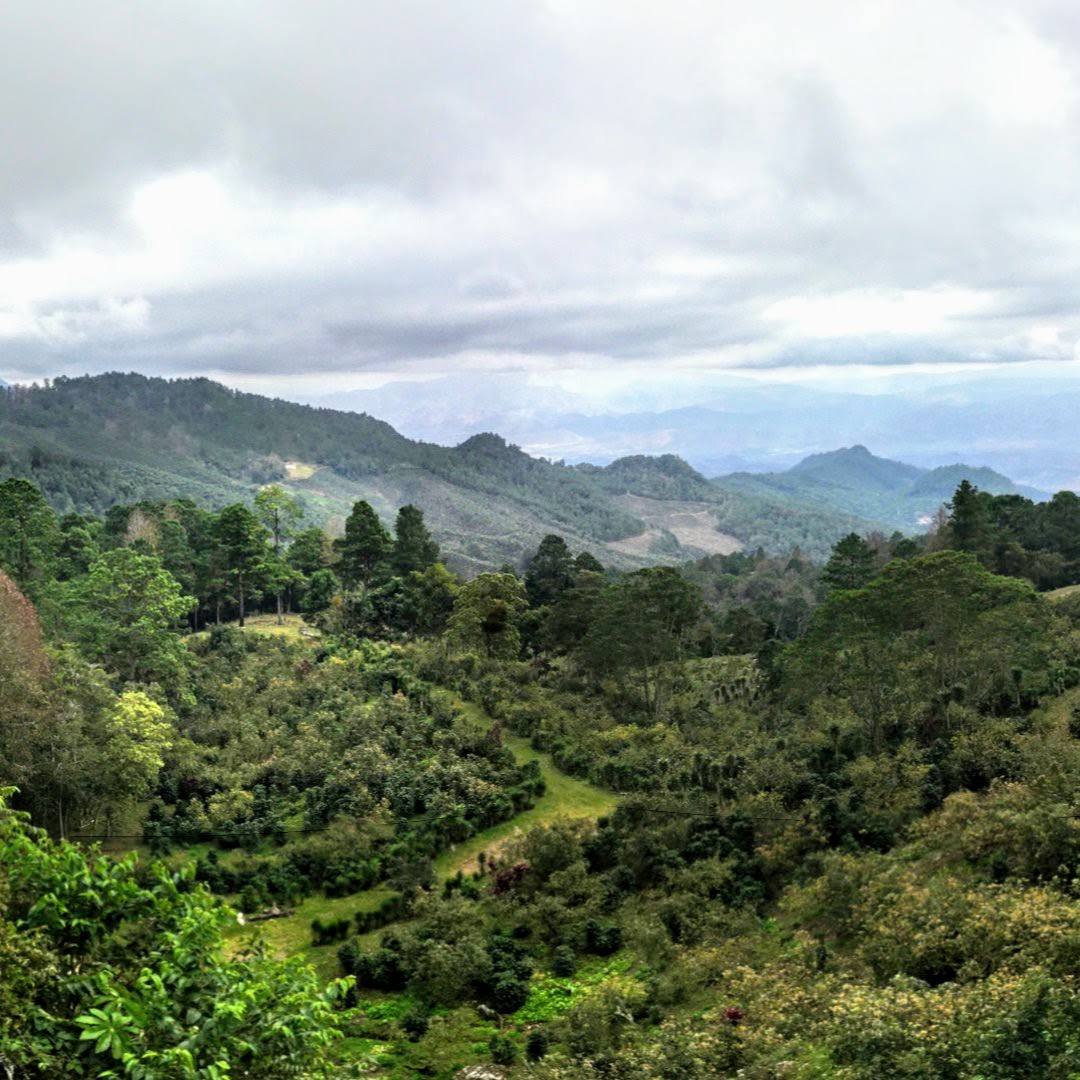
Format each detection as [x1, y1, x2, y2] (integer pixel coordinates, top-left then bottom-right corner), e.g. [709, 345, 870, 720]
[3, 0, 1080, 391]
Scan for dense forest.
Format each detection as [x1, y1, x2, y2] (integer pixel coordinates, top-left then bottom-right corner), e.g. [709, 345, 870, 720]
[6, 467, 1080, 1077]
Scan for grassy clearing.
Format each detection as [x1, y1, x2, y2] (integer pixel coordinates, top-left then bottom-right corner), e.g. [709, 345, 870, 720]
[189, 612, 319, 644]
[513, 954, 635, 1022]
[227, 885, 399, 980]
[1047, 584, 1080, 601]
[282, 460, 321, 481]
[437, 743, 615, 878]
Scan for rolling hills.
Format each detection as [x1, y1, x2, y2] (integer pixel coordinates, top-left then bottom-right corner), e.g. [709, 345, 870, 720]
[0, 374, 1043, 569]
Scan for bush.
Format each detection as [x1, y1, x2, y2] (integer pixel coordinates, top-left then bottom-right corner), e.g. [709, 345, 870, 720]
[489, 1033, 518, 1066]
[525, 1028, 549, 1062]
[492, 974, 530, 1014]
[584, 919, 622, 957]
[551, 944, 577, 976]
[400, 1008, 430, 1041]
[310, 916, 350, 946]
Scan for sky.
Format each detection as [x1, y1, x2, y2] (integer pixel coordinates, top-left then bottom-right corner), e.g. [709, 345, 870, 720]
[4, 0, 1080, 398]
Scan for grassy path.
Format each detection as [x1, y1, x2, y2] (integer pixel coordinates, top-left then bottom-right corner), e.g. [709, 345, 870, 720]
[236, 693, 615, 978]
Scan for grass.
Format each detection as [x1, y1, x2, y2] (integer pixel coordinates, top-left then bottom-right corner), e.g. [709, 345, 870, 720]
[513, 954, 635, 1022]
[434, 704, 616, 877]
[1047, 584, 1080, 601]
[190, 612, 320, 644]
[227, 885, 399, 980]
[283, 461, 320, 481]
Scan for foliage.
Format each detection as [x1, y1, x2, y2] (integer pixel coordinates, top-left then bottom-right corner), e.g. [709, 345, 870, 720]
[0, 789, 347, 1077]
[447, 573, 529, 658]
[63, 548, 194, 684]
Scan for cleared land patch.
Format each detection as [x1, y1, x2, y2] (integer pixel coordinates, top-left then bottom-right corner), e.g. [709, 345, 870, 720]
[607, 493, 741, 557]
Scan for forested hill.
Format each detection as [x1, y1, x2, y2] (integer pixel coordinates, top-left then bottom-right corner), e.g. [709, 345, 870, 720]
[715, 443, 1047, 531]
[0, 373, 882, 568]
[0, 374, 650, 572]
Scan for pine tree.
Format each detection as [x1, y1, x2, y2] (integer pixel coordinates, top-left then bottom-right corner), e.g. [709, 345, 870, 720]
[336, 500, 392, 588]
[215, 504, 270, 626]
[392, 504, 439, 576]
[525, 534, 576, 607]
[949, 480, 992, 560]
[821, 533, 877, 591]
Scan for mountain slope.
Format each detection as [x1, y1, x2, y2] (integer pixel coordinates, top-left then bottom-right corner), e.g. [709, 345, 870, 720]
[0, 374, 648, 572]
[716, 445, 1046, 530]
[580, 453, 879, 560]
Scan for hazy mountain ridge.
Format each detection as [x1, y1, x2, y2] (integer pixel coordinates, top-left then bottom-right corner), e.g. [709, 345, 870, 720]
[716, 445, 1047, 531]
[0, 374, 649, 572]
[317, 371, 1080, 491]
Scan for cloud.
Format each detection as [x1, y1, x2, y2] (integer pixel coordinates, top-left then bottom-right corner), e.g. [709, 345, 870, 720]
[3, 0, 1080, 388]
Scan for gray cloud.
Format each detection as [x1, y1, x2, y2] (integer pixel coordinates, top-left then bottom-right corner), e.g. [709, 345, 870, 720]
[3, 0, 1080, 389]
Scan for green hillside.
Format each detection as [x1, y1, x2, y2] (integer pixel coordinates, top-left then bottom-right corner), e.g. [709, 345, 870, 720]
[716, 444, 1045, 531]
[0, 374, 885, 570]
[0, 374, 651, 572]
[581, 451, 879, 560]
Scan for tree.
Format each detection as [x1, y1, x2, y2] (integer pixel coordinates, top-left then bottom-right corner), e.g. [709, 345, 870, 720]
[392, 504, 439, 576]
[447, 573, 529, 658]
[542, 568, 605, 655]
[784, 551, 1072, 747]
[288, 526, 333, 576]
[408, 562, 459, 635]
[55, 513, 100, 581]
[822, 533, 878, 592]
[215, 504, 270, 627]
[336, 500, 391, 588]
[525, 534, 576, 607]
[255, 485, 303, 623]
[89, 691, 174, 834]
[0, 478, 56, 588]
[580, 567, 703, 717]
[949, 480, 993, 561]
[66, 548, 194, 684]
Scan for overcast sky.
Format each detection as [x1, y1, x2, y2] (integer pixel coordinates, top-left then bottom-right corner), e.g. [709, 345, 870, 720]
[3, 0, 1080, 396]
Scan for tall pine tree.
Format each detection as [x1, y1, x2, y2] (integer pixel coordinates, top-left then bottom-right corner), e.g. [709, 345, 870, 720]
[337, 500, 392, 588]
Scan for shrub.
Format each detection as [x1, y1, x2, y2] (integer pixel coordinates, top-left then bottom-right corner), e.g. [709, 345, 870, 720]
[551, 944, 577, 976]
[525, 1028, 549, 1062]
[489, 1033, 518, 1066]
[400, 1008, 430, 1041]
[584, 919, 622, 957]
[492, 974, 530, 1014]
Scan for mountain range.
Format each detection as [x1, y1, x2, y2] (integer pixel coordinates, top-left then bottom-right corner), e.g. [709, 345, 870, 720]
[0, 373, 1047, 570]
[314, 370, 1080, 492]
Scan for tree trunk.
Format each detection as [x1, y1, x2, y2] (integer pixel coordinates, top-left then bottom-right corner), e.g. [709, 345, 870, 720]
[276, 590, 284, 625]
[238, 580, 246, 627]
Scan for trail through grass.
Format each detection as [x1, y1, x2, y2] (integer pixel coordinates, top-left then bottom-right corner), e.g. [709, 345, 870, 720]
[435, 698, 615, 876]
[241, 692, 615, 969]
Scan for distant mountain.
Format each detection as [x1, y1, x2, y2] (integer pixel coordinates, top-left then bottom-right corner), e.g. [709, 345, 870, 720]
[5, 375, 1044, 568]
[578, 453, 879, 561]
[715, 445, 1047, 531]
[311, 370, 1080, 491]
[314, 372, 593, 448]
